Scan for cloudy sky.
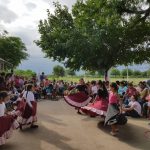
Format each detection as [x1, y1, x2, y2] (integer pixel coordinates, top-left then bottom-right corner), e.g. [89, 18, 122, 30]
[0, 0, 149, 74]
[0, 0, 76, 74]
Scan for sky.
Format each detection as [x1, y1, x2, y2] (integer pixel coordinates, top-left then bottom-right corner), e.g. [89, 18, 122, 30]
[0, 0, 77, 74]
[0, 0, 149, 74]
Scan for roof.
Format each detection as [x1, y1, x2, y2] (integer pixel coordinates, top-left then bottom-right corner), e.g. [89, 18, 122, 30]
[0, 58, 13, 67]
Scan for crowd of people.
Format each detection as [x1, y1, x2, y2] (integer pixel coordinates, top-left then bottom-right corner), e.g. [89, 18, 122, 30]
[64, 79, 150, 136]
[0, 71, 150, 145]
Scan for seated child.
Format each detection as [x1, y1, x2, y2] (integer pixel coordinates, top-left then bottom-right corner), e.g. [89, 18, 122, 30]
[146, 94, 150, 120]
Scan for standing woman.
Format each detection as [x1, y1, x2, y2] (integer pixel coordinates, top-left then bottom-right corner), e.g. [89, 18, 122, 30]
[19, 84, 38, 129]
[64, 78, 92, 114]
[105, 83, 120, 136]
[0, 91, 19, 145]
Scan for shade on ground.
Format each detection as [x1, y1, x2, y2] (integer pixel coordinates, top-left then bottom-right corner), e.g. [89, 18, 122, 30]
[1, 99, 150, 150]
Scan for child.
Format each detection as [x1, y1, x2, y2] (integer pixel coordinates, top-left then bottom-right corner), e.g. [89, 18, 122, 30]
[146, 94, 150, 120]
[0, 91, 19, 145]
[18, 84, 38, 129]
[105, 83, 120, 136]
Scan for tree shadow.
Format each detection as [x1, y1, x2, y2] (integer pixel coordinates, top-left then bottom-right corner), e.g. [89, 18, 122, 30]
[22, 125, 78, 150]
[97, 122, 150, 150]
[1, 125, 78, 150]
[39, 113, 67, 126]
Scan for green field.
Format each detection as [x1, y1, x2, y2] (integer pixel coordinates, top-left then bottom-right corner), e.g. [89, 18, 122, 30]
[48, 76, 149, 85]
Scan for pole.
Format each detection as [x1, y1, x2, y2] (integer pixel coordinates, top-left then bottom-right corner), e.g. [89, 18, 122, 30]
[126, 66, 129, 82]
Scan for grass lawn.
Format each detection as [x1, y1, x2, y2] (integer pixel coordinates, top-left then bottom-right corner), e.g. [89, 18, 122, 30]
[48, 76, 150, 85]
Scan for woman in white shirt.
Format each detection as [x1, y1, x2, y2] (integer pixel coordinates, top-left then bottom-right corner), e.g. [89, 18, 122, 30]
[19, 84, 38, 129]
[122, 95, 141, 118]
[0, 91, 19, 145]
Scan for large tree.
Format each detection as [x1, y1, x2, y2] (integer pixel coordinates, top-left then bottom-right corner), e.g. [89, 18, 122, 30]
[53, 65, 65, 77]
[36, 0, 150, 77]
[0, 31, 28, 68]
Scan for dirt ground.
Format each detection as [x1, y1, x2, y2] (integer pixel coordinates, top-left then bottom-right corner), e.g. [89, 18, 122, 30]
[1, 99, 150, 150]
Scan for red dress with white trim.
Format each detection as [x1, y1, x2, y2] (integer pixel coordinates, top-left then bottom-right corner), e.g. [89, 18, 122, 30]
[64, 84, 92, 108]
[81, 96, 108, 116]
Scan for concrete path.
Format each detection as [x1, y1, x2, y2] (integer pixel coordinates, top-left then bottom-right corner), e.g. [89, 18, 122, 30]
[1, 99, 150, 150]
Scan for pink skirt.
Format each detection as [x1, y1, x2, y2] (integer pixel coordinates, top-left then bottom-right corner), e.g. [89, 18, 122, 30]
[0, 115, 19, 145]
[17, 101, 37, 126]
[81, 99, 108, 116]
[64, 92, 92, 108]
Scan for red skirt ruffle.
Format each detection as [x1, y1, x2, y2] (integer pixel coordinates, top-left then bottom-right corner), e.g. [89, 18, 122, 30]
[81, 99, 108, 116]
[0, 115, 19, 145]
[17, 101, 37, 126]
[64, 92, 92, 108]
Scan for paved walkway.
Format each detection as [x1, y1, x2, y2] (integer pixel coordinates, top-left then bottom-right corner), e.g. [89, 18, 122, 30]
[1, 100, 150, 150]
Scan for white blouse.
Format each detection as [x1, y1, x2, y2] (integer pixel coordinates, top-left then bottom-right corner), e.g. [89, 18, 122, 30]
[23, 91, 35, 108]
[0, 102, 6, 117]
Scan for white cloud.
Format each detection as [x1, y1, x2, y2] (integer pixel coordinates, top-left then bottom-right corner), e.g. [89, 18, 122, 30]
[0, 5, 18, 23]
[25, 2, 37, 11]
[1, 0, 76, 73]
[0, 0, 10, 6]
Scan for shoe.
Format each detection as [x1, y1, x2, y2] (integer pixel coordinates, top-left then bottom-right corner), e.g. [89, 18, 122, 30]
[19, 124, 23, 130]
[30, 125, 39, 128]
[110, 131, 117, 136]
[77, 111, 82, 115]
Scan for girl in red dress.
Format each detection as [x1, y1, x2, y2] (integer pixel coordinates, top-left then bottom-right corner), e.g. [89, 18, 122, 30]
[64, 78, 92, 114]
[0, 91, 19, 145]
[17, 84, 38, 129]
[81, 89, 108, 117]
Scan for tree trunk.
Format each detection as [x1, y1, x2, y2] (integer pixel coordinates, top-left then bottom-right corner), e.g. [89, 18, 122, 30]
[104, 69, 109, 81]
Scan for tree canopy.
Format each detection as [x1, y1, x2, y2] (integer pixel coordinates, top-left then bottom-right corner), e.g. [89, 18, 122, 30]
[0, 31, 28, 68]
[53, 65, 65, 77]
[15, 69, 36, 77]
[37, 0, 150, 73]
[65, 69, 76, 76]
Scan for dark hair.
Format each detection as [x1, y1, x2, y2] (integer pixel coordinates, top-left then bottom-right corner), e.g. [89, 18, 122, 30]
[128, 82, 133, 87]
[102, 83, 109, 98]
[26, 84, 33, 91]
[132, 95, 138, 101]
[110, 82, 118, 92]
[0, 91, 8, 100]
[120, 81, 125, 86]
[97, 80, 103, 86]
[116, 81, 120, 86]
[97, 89, 107, 99]
[91, 80, 96, 85]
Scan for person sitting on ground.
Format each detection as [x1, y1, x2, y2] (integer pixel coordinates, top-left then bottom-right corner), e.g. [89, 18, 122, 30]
[118, 81, 127, 96]
[146, 95, 150, 121]
[122, 95, 141, 118]
[123, 83, 137, 105]
[90, 80, 98, 99]
[138, 82, 149, 117]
